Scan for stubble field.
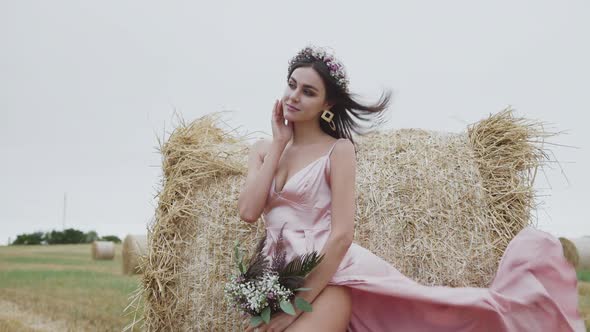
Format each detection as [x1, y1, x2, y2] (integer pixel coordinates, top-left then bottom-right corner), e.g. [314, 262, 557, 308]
[0, 244, 589, 331]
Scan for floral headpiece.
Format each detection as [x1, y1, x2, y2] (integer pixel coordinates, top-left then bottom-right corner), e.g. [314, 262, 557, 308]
[287, 45, 350, 93]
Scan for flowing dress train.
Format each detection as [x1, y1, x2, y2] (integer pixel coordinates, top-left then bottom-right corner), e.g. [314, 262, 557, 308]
[261, 138, 584, 332]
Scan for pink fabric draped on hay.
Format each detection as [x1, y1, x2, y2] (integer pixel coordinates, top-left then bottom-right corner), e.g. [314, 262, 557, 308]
[261, 138, 584, 331]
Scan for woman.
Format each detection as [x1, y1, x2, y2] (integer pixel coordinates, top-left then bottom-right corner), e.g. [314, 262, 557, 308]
[237, 45, 584, 332]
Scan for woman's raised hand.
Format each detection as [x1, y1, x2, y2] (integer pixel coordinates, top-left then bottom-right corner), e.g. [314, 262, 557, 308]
[271, 99, 293, 145]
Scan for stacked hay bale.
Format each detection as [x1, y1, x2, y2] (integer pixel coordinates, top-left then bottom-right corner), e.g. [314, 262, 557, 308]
[558, 237, 580, 269]
[569, 237, 590, 269]
[91, 241, 115, 260]
[128, 108, 551, 331]
[122, 234, 148, 275]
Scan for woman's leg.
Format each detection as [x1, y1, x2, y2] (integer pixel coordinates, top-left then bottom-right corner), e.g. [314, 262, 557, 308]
[285, 285, 352, 332]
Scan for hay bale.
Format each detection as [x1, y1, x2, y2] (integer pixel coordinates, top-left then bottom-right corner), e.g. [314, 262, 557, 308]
[569, 237, 590, 269]
[122, 234, 147, 275]
[128, 108, 553, 331]
[91, 241, 115, 260]
[558, 237, 580, 268]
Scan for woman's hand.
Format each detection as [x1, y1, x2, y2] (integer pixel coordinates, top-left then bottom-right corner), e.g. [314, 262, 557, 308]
[271, 99, 293, 145]
[243, 311, 300, 332]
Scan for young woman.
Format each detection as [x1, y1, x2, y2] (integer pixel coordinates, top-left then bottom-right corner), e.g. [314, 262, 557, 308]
[237, 46, 584, 332]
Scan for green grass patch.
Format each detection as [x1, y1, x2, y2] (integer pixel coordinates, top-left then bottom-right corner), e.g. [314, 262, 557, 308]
[578, 270, 590, 282]
[0, 269, 138, 293]
[1, 255, 91, 266]
[0, 244, 142, 331]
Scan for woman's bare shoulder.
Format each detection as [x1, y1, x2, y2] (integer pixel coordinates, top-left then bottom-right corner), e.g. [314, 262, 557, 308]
[331, 138, 355, 158]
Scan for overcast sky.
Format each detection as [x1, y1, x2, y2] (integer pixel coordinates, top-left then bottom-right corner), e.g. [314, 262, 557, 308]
[1, 1, 588, 246]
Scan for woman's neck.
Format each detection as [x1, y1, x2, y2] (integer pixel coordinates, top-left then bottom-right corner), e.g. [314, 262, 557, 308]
[290, 118, 329, 146]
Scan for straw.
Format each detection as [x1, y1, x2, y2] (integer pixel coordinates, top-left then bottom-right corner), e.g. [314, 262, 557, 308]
[127, 107, 554, 331]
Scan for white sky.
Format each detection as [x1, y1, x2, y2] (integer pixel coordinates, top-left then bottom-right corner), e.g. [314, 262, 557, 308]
[1, 1, 588, 245]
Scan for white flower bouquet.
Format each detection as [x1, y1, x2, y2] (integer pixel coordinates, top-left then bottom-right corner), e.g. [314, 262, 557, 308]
[224, 225, 324, 328]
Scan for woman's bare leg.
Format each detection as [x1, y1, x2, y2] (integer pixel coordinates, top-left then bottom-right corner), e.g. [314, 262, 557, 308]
[285, 285, 352, 332]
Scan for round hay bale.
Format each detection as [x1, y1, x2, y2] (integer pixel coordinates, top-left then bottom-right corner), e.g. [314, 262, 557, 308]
[122, 234, 147, 275]
[91, 241, 115, 260]
[558, 237, 580, 268]
[570, 237, 590, 269]
[128, 108, 553, 331]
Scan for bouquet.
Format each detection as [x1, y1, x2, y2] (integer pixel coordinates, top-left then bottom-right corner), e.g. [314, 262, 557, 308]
[224, 225, 325, 328]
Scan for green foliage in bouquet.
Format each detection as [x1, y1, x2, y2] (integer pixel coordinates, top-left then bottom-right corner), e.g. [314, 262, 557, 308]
[225, 224, 325, 328]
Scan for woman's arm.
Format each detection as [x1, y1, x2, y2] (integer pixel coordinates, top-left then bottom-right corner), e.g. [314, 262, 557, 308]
[290, 139, 356, 314]
[238, 100, 292, 223]
[237, 138, 287, 223]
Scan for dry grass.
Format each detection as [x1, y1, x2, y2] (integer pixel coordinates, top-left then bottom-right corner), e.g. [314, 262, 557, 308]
[129, 108, 558, 330]
[0, 298, 69, 332]
[466, 108, 551, 256]
[127, 113, 250, 331]
[122, 235, 147, 275]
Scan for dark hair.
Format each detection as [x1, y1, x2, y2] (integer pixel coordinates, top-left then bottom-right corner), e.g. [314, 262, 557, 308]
[287, 57, 392, 146]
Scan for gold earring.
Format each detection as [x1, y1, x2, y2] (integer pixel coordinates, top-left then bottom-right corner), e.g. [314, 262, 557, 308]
[321, 109, 336, 131]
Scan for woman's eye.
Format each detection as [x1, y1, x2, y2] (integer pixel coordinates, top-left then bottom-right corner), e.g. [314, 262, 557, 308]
[287, 82, 313, 96]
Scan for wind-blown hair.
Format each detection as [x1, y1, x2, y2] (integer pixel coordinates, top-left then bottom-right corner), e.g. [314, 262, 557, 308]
[287, 50, 392, 146]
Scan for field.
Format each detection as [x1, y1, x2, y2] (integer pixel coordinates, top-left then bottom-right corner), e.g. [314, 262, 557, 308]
[0, 244, 142, 332]
[0, 244, 589, 331]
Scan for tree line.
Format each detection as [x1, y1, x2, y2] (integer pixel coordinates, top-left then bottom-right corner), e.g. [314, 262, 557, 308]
[11, 228, 121, 245]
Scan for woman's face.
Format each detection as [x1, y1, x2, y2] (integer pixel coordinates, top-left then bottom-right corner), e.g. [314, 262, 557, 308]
[282, 66, 331, 123]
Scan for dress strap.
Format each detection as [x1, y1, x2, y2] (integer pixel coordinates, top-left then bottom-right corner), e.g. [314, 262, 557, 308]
[325, 139, 344, 183]
[327, 138, 343, 157]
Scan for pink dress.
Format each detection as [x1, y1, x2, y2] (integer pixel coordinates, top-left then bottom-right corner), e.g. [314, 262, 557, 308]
[262, 138, 585, 332]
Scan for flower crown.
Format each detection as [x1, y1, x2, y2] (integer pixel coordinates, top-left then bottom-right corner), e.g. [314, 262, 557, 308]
[287, 45, 350, 93]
